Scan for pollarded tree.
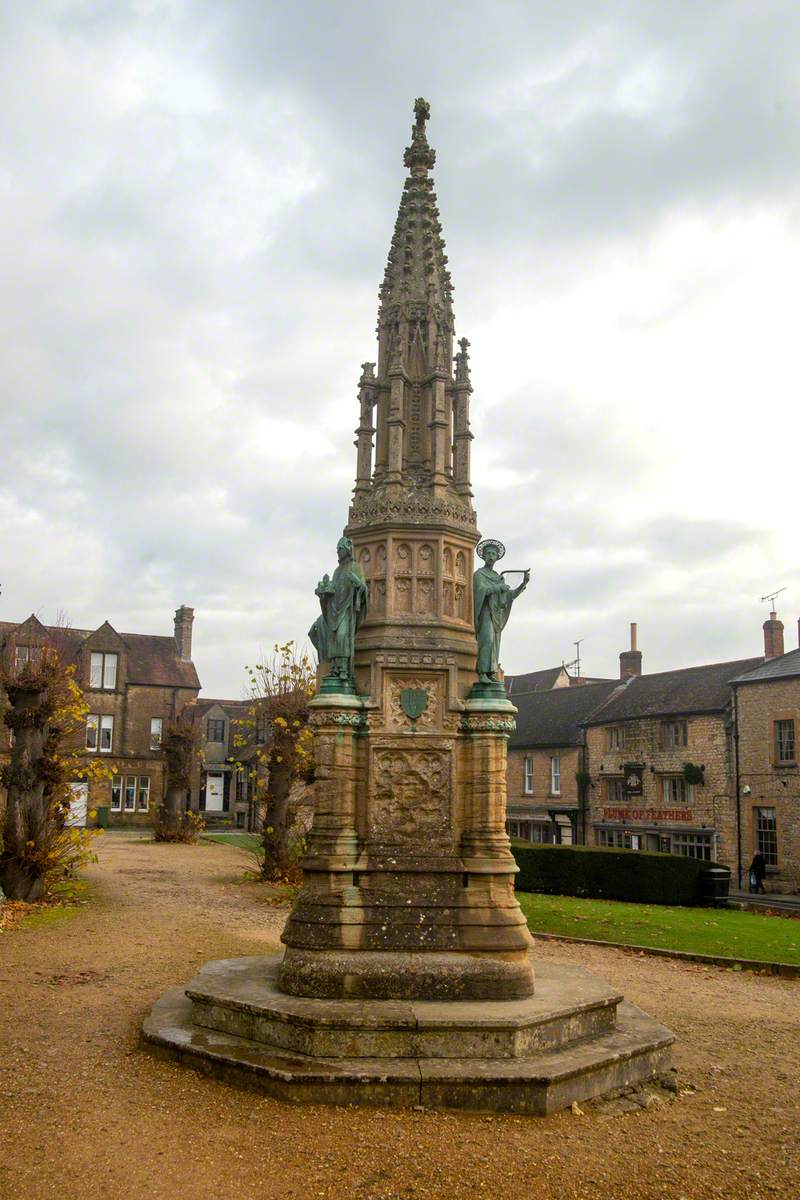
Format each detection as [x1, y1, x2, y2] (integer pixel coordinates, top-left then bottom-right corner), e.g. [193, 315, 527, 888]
[236, 642, 315, 880]
[0, 643, 105, 901]
[153, 707, 202, 842]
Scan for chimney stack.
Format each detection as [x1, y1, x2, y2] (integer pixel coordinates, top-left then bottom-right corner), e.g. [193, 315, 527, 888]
[174, 605, 194, 662]
[763, 610, 784, 660]
[619, 622, 643, 680]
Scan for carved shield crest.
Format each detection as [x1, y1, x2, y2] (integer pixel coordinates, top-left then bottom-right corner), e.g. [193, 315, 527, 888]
[400, 688, 428, 721]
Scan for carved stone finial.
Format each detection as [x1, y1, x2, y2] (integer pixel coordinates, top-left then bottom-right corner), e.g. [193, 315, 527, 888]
[403, 97, 436, 176]
[360, 362, 376, 383]
[454, 336, 471, 384]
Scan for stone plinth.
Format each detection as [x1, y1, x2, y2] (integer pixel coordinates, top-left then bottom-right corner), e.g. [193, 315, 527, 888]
[278, 689, 534, 1001]
[142, 954, 674, 1115]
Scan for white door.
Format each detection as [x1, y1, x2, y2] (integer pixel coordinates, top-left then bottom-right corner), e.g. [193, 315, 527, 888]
[66, 782, 88, 827]
[205, 772, 225, 812]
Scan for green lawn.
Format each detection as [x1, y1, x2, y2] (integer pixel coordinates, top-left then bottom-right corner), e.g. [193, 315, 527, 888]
[517, 891, 800, 965]
[202, 833, 263, 855]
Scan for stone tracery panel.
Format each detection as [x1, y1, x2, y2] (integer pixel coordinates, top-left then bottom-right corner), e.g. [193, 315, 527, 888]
[370, 748, 451, 846]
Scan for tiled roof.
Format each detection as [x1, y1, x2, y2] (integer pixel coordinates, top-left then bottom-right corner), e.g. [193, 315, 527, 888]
[730, 648, 800, 684]
[583, 657, 764, 725]
[505, 666, 567, 696]
[0, 619, 200, 689]
[510, 680, 620, 749]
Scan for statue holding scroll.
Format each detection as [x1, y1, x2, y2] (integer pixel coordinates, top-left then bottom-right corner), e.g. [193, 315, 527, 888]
[473, 538, 530, 685]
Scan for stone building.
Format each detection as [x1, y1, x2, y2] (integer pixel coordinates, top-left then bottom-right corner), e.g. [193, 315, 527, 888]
[507, 679, 618, 846]
[731, 614, 800, 891]
[0, 607, 200, 827]
[505, 617, 800, 890]
[190, 697, 263, 830]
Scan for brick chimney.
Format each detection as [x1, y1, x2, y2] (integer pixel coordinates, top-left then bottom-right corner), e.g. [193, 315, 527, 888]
[763, 610, 784, 659]
[619, 622, 643, 679]
[174, 606, 194, 662]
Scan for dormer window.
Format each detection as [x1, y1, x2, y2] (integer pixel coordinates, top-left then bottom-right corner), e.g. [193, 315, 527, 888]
[207, 718, 225, 743]
[15, 645, 30, 670]
[90, 652, 118, 690]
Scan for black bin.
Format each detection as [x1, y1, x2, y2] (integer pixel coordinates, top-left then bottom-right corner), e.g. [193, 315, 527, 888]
[700, 865, 731, 906]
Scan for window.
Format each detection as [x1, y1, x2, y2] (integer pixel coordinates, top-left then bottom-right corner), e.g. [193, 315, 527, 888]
[86, 714, 99, 750]
[137, 776, 150, 812]
[661, 719, 688, 748]
[605, 778, 625, 804]
[235, 810, 246, 829]
[606, 727, 625, 751]
[256, 717, 268, 745]
[775, 719, 796, 764]
[236, 771, 246, 803]
[124, 776, 137, 811]
[662, 777, 693, 805]
[15, 645, 29, 670]
[672, 833, 712, 861]
[523, 756, 533, 794]
[111, 775, 123, 811]
[597, 829, 643, 850]
[90, 652, 118, 690]
[207, 718, 226, 743]
[87, 715, 114, 752]
[756, 807, 778, 867]
[150, 717, 163, 750]
[550, 755, 561, 795]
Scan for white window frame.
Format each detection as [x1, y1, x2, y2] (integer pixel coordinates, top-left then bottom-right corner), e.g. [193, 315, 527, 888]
[661, 776, 693, 806]
[90, 651, 118, 690]
[124, 776, 137, 811]
[775, 719, 796, 764]
[523, 756, 533, 795]
[86, 714, 99, 750]
[111, 775, 123, 811]
[137, 776, 150, 812]
[150, 717, 163, 750]
[550, 755, 561, 796]
[99, 714, 113, 753]
[15, 645, 30, 670]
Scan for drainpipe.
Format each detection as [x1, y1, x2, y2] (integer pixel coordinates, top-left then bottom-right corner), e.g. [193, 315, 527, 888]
[732, 684, 743, 890]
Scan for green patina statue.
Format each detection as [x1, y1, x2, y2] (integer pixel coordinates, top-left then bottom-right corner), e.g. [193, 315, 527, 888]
[473, 539, 530, 687]
[309, 535, 368, 692]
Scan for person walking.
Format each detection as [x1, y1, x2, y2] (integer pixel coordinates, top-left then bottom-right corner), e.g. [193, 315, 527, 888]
[749, 851, 767, 894]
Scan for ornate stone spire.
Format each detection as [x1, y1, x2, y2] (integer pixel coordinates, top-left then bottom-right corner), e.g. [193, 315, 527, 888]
[349, 98, 474, 515]
[377, 97, 453, 346]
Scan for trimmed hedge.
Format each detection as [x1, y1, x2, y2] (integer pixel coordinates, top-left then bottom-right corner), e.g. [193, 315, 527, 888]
[511, 842, 730, 907]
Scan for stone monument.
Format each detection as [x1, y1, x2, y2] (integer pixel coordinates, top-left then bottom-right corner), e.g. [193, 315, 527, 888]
[143, 99, 674, 1113]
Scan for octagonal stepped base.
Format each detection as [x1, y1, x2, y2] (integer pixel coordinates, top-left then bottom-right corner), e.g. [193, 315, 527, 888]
[142, 955, 674, 1115]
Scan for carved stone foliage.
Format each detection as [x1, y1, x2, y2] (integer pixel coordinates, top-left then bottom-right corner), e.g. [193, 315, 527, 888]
[460, 713, 516, 735]
[348, 486, 476, 532]
[370, 749, 451, 845]
[308, 708, 366, 730]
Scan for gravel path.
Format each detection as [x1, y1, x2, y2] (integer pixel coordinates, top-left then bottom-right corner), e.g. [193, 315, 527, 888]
[1, 833, 798, 1200]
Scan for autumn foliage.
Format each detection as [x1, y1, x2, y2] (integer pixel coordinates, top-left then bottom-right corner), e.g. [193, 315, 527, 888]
[0, 644, 106, 901]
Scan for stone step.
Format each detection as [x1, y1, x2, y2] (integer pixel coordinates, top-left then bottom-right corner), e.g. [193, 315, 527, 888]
[142, 986, 673, 1116]
[185, 956, 622, 1059]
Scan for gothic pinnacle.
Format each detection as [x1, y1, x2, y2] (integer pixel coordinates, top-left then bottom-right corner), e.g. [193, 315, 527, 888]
[403, 97, 436, 176]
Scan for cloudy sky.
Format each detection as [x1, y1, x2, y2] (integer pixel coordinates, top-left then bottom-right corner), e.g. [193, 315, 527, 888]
[1, 0, 799, 696]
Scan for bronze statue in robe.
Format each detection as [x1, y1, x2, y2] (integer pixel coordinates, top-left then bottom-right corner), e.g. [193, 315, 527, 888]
[473, 539, 530, 685]
[309, 536, 368, 688]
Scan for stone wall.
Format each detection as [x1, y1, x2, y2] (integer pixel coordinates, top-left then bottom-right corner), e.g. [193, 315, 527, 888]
[736, 678, 800, 891]
[585, 713, 735, 864]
